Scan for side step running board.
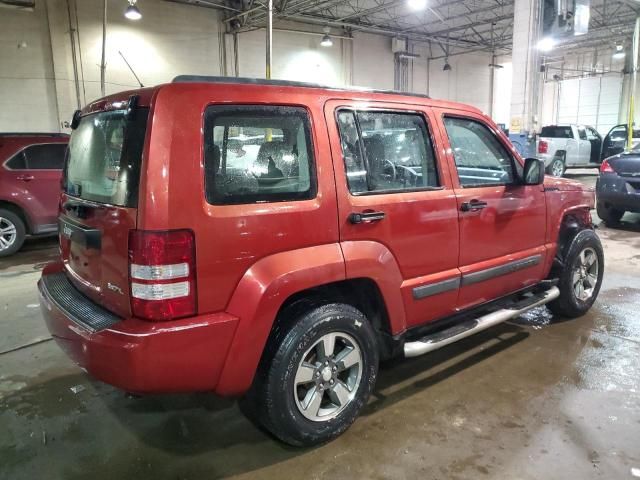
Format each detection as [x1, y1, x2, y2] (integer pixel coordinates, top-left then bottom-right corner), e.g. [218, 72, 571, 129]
[404, 286, 560, 358]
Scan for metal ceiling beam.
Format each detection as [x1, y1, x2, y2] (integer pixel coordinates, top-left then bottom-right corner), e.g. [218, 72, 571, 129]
[392, 0, 514, 33]
[215, 0, 636, 57]
[335, 0, 402, 22]
[246, 0, 512, 33]
[274, 12, 494, 50]
[165, 0, 242, 13]
[241, 4, 514, 47]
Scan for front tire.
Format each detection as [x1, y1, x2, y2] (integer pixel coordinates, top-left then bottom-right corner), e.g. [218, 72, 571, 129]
[596, 201, 624, 225]
[243, 303, 379, 446]
[548, 229, 604, 318]
[0, 209, 26, 257]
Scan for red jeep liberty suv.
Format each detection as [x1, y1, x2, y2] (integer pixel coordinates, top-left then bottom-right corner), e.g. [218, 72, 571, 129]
[39, 77, 603, 446]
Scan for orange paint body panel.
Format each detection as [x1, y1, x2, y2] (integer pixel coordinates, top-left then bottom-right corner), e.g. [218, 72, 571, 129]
[39, 80, 596, 395]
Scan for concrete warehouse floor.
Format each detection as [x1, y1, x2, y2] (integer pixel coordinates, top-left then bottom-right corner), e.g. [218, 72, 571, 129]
[1, 170, 639, 480]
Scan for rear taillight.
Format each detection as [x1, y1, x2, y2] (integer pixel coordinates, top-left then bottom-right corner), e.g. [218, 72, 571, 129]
[600, 159, 615, 173]
[128, 230, 197, 321]
[538, 140, 548, 154]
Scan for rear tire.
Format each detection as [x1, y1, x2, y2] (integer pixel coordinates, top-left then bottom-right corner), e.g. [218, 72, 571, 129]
[596, 201, 624, 225]
[242, 303, 379, 447]
[548, 229, 604, 318]
[0, 209, 26, 257]
[546, 156, 566, 177]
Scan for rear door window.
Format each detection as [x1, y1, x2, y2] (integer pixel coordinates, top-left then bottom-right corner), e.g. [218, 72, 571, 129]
[5, 143, 67, 170]
[203, 105, 316, 205]
[63, 109, 148, 207]
[24, 144, 67, 169]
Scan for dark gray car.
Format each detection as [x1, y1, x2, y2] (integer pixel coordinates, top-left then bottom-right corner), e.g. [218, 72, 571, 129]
[596, 141, 640, 224]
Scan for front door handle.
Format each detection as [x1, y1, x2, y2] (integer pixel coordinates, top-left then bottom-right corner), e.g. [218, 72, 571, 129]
[349, 211, 386, 224]
[17, 174, 35, 182]
[460, 199, 487, 212]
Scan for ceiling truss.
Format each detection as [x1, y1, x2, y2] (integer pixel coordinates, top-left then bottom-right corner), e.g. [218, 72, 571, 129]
[172, 0, 639, 59]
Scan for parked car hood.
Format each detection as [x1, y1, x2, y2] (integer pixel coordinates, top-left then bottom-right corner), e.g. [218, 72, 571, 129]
[544, 175, 592, 192]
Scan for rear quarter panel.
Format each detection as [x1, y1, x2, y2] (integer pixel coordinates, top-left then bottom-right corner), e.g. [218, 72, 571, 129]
[139, 84, 341, 316]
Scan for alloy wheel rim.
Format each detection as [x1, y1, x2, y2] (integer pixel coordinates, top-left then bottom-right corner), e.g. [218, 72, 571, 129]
[552, 160, 563, 177]
[0, 217, 17, 251]
[572, 247, 599, 301]
[293, 332, 363, 422]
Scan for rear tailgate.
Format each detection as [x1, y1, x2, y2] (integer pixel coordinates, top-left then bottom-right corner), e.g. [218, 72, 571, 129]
[538, 137, 566, 152]
[60, 106, 149, 318]
[59, 201, 136, 318]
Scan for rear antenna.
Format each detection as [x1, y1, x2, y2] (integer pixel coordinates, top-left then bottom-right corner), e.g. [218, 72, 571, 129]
[118, 50, 144, 87]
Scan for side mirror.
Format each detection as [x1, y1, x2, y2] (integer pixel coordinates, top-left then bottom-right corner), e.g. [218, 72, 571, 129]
[523, 158, 545, 185]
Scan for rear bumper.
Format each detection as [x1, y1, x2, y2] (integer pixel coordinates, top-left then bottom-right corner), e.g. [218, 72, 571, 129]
[596, 175, 640, 213]
[38, 263, 239, 394]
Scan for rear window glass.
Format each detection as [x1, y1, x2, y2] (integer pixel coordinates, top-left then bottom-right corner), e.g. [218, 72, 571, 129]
[63, 108, 148, 207]
[203, 105, 315, 205]
[540, 126, 573, 138]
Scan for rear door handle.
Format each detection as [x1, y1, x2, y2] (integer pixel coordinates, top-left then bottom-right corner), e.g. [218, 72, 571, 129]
[17, 174, 34, 182]
[349, 211, 386, 224]
[460, 199, 487, 212]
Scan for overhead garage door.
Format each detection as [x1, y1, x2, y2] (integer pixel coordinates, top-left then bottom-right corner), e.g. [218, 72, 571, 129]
[557, 75, 623, 135]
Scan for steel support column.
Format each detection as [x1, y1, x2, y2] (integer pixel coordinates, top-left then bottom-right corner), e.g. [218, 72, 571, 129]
[266, 0, 273, 79]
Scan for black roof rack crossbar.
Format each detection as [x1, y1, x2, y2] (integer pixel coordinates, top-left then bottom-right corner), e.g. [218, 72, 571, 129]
[172, 75, 430, 99]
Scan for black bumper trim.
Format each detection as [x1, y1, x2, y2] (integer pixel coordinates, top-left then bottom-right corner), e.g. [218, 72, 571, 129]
[40, 272, 122, 333]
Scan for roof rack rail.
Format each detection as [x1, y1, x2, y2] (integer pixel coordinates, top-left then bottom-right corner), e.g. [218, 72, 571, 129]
[0, 132, 69, 137]
[172, 75, 430, 99]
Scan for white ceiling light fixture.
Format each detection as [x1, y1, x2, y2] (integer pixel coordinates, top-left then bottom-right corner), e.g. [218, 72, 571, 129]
[125, 0, 142, 20]
[613, 43, 625, 59]
[407, 0, 428, 10]
[537, 37, 556, 52]
[320, 26, 333, 47]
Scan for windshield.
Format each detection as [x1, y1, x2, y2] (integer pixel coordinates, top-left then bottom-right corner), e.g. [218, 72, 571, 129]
[63, 108, 148, 207]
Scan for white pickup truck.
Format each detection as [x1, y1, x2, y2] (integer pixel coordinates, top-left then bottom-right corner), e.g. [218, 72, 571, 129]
[536, 124, 604, 177]
[536, 123, 637, 177]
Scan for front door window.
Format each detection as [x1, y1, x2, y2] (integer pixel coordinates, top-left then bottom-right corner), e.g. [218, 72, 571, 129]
[443, 116, 516, 187]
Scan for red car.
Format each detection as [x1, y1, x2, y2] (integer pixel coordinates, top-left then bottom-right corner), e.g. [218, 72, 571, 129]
[39, 77, 603, 446]
[0, 133, 68, 257]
